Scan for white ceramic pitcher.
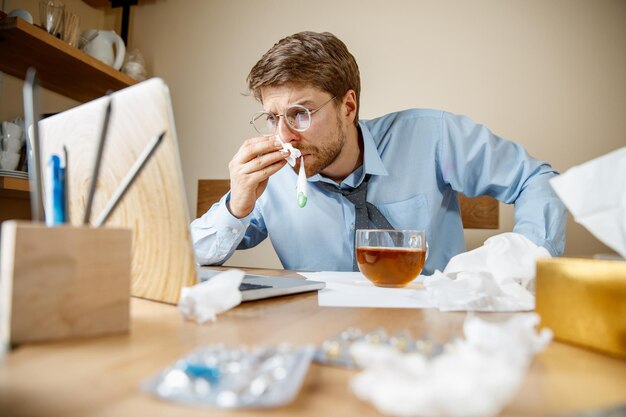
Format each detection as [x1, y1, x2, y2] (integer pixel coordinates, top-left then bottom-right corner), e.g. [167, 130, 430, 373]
[80, 30, 126, 70]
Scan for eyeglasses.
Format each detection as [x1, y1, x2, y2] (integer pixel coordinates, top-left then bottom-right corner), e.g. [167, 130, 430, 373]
[250, 95, 337, 137]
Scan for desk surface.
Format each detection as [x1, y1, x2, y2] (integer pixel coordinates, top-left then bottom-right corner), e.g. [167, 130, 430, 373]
[1, 268, 625, 417]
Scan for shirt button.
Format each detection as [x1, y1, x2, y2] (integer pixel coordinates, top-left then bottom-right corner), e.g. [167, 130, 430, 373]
[231, 228, 238, 234]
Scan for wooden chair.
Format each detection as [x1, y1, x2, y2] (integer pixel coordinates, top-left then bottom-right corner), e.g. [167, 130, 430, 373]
[197, 179, 499, 229]
[458, 194, 499, 229]
[196, 179, 232, 218]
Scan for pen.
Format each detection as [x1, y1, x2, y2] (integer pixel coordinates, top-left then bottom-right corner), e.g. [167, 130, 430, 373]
[83, 97, 113, 225]
[93, 131, 166, 227]
[45, 154, 66, 226]
[23, 68, 45, 222]
[63, 145, 70, 222]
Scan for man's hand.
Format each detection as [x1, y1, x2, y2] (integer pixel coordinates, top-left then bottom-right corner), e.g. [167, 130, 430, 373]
[227, 136, 287, 218]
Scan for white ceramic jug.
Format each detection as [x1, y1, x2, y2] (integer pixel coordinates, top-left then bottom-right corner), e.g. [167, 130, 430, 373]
[80, 30, 126, 70]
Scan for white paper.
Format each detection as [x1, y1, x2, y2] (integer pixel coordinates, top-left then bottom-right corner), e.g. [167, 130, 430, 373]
[423, 233, 551, 312]
[550, 146, 626, 259]
[350, 313, 552, 417]
[300, 272, 434, 308]
[177, 269, 244, 324]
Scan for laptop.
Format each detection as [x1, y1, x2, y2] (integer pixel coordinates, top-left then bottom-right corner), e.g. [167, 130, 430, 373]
[37, 77, 324, 304]
[196, 269, 323, 302]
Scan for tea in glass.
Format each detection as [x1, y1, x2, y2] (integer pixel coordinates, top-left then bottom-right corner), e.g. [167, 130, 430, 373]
[356, 229, 427, 288]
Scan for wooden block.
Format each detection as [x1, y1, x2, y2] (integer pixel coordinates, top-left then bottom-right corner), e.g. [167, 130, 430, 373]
[0, 221, 131, 346]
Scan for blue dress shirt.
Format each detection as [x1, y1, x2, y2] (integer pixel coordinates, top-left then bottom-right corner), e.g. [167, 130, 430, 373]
[190, 109, 566, 275]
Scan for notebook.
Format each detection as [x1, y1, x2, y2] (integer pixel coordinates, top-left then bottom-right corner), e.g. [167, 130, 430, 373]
[37, 78, 324, 304]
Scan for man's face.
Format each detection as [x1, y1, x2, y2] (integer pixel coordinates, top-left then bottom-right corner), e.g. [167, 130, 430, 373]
[260, 85, 347, 177]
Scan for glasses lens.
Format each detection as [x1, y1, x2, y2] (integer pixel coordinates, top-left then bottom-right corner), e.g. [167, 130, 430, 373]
[285, 105, 311, 132]
[252, 112, 276, 136]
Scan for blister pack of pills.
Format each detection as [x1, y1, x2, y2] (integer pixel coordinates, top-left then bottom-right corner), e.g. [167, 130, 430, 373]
[142, 344, 314, 408]
[314, 327, 449, 368]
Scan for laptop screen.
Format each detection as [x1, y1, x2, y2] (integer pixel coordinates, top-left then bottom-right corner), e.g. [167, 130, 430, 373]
[38, 78, 198, 304]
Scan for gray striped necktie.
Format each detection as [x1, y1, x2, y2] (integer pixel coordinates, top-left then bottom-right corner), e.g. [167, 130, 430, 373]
[317, 175, 395, 271]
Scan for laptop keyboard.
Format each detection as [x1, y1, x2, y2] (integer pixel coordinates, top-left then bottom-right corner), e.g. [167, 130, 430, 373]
[239, 282, 272, 291]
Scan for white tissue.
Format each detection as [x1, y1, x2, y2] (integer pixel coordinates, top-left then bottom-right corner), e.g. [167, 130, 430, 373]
[274, 134, 306, 205]
[549, 146, 626, 259]
[350, 313, 552, 417]
[423, 233, 551, 311]
[280, 142, 301, 167]
[177, 269, 244, 324]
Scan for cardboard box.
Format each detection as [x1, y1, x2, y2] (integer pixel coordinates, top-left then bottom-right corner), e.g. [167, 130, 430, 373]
[0, 221, 131, 348]
[535, 257, 626, 358]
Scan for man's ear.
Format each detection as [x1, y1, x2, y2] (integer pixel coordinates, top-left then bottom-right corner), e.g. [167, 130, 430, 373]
[342, 90, 357, 125]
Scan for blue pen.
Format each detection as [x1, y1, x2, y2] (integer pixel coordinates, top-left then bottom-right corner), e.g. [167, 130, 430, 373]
[45, 154, 66, 226]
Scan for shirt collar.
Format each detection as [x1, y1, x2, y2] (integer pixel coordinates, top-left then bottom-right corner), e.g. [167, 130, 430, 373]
[360, 121, 388, 177]
[310, 122, 388, 188]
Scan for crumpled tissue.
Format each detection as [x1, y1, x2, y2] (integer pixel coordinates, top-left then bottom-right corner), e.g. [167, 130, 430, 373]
[549, 146, 626, 259]
[423, 233, 551, 311]
[277, 136, 301, 167]
[350, 313, 552, 417]
[177, 269, 244, 324]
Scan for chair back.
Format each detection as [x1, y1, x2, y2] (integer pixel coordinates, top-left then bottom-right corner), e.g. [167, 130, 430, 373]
[197, 179, 499, 229]
[458, 194, 499, 229]
[197, 179, 231, 218]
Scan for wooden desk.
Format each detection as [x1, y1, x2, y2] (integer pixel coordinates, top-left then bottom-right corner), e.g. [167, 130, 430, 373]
[1, 269, 625, 417]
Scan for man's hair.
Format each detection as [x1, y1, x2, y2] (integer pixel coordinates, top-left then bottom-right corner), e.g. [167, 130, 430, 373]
[247, 31, 361, 126]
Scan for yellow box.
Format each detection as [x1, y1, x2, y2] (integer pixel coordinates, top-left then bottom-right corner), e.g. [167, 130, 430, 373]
[0, 221, 132, 347]
[535, 257, 626, 358]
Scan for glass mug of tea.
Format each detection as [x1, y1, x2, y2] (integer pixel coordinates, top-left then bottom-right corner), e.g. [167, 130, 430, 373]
[356, 229, 427, 288]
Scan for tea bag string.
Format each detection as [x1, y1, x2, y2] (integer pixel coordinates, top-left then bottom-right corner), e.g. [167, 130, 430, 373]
[317, 175, 395, 271]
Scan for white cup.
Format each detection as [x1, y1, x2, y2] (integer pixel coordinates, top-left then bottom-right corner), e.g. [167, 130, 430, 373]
[2, 121, 23, 141]
[2, 136, 22, 153]
[1, 121, 24, 154]
[0, 151, 21, 171]
[2, 124, 24, 154]
[8, 8, 34, 24]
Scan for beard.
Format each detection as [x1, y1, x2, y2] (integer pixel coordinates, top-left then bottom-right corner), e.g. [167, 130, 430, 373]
[292, 115, 346, 177]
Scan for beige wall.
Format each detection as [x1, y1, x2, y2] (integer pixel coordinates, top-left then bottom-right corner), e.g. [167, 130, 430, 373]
[3, 1, 625, 268]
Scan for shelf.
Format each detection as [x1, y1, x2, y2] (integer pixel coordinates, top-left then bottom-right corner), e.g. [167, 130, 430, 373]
[0, 176, 30, 215]
[0, 176, 29, 193]
[82, 0, 112, 7]
[0, 16, 137, 102]
[0, 176, 31, 221]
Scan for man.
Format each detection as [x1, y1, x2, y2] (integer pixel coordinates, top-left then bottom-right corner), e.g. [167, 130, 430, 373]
[191, 31, 566, 275]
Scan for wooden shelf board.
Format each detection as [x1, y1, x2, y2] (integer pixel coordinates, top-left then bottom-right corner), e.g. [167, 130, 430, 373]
[0, 176, 30, 193]
[82, 0, 112, 7]
[0, 16, 137, 102]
